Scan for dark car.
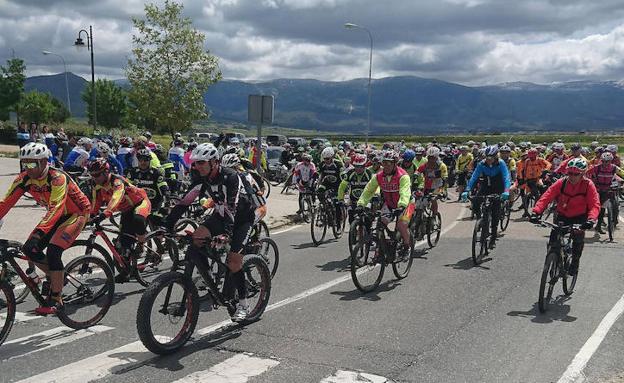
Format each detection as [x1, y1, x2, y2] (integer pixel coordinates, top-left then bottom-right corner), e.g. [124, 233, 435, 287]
[267, 134, 287, 146]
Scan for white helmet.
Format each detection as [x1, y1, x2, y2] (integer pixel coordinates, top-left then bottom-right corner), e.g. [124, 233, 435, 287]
[552, 142, 564, 151]
[606, 144, 618, 153]
[426, 146, 441, 158]
[190, 143, 219, 162]
[321, 147, 335, 159]
[77, 137, 92, 148]
[20, 142, 50, 160]
[221, 153, 240, 168]
[96, 141, 111, 156]
[601, 151, 614, 162]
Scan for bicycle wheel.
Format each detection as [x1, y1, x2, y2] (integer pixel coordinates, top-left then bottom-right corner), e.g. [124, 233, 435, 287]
[471, 218, 487, 265]
[0, 280, 16, 346]
[348, 219, 368, 255]
[607, 200, 615, 242]
[350, 235, 384, 293]
[8, 261, 35, 304]
[57, 255, 115, 330]
[301, 197, 312, 223]
[500, 201, 511, 232]
[261, 177, 271, 199]
[332, 205, 347, 239]
[65, 240, 115, 273]
[310, 207, 327, 246]
[239, 255, 272, 324]
[562, 255, 578, 295]
[144, 231, 179, 271]
[254, 238, 279, 279]
[281, 174, 293, 194]
[427, 212, 442, 248]
[392, 232, 414, 279]
[538, 252, 559, 313]
[136, 271, 200, 355]
[255, 220, 270, 239]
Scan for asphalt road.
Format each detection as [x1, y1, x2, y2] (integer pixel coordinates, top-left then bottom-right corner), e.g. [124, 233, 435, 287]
[1, 158, 624, 383]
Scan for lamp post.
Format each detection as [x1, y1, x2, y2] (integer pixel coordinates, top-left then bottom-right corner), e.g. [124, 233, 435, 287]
[344, 22, 373, 146]
[74, 25, 96, 129]
[42, 50, 71, 114]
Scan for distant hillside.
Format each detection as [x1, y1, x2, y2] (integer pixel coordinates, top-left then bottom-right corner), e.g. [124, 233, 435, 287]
[26, 73, 624, 133]
[25, 73, 87, 116]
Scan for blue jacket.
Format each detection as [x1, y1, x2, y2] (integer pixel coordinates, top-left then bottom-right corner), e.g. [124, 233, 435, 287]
[467, 158, 511, 192]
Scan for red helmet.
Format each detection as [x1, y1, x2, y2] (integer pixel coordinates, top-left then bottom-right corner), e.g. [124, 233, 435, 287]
[88, 158, 110, 176]
[527, 148, 538, 159]
[353, 154, 367, 166]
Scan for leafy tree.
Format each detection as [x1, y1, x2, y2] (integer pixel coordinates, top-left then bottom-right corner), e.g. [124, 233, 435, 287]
[126, 0, 222, 138]
[0, 58, 26, 120]
[50, 97, 70, 123]
[82, 79, 128, 129]
[18, 91, 57, 125]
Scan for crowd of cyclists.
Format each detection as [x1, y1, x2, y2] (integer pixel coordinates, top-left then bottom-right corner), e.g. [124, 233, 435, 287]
[0, 128, 622, 349]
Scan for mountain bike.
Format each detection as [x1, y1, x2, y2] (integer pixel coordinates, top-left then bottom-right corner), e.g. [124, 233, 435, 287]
[470, 194, 501, 265]
[499, 198, 512, 232]
[136, 233, 271, 355]
[311, 190, 345, 246]
[0, 236, 115, 346]
[533, 220, 582, 313]
[410, 193, 443, 248]
[350, 209, 414, 293]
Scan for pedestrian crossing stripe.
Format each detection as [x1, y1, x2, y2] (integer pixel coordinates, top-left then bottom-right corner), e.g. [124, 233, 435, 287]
[171, 353, 279, 383]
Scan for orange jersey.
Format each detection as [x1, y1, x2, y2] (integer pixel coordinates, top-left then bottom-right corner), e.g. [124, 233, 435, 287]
[517, 158, 551, 180]
[0, 168, 91, 234]
[91, 174, 148, 216]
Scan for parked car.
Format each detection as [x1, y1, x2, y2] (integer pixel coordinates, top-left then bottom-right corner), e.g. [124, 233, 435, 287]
[193, 132, 218, 142]
[266, 146, 290, 185]
[287, 137, 307, 148]
[310, 138, 331, 148]
[266, 134, 287, 146]
[225, 132, 246, 143]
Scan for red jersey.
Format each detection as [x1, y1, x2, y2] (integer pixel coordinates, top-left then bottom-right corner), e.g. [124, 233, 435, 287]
[91, 174, 148, 217]
[533, 177, 600, 221]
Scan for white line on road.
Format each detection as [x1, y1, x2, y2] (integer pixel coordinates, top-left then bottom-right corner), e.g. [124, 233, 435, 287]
[0, 311, 42, 323]
[272, 224, 302, 235]
[320, 370, 391, 383]
[3, 325, 113, 361]
[171, 353, 279, 383]
[557, 292, 624, 383]
[16, 206, 467, 383]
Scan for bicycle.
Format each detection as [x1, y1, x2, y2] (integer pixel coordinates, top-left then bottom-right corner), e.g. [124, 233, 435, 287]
[470, 194, 501, 265]
[533, 220, 582, 313]
[410, 193, 443, 248]
[0, 235, 115, 346]
[66, 218, 174, 287]
[499, 198, 512, 232]
[350, 209, 414, 293]
[136, 233, 271, 355]
[310, 190, 346, 246]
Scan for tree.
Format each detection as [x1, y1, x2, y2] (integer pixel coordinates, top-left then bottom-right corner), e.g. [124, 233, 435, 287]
[50, 97, 70, 123]
[82, 79, 128, 129]
[126, 0, 221, 138]
[0, 58, 26, 120]
[18, 91, 57, 125]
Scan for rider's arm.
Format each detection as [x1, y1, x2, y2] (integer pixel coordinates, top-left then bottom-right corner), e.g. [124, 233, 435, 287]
[0, 174, 27, 220]
[157, 169, 169, 199]
[440, 163, 448, 187]
[615, 166, 624, 179]
[337, 177, 349, 200]
[103, 178, 126, 217]
[357, 176, 379, 207]
[532, 179, 561, 215]
[541, 158, 552, 171]
[36, 173, 73, 234]
[465, 162, 483, 192]
[500, 159, 511, 192]
[586, 180, 601, 222]
[398, 174, 411, 208]
[150, 152, 161, 169]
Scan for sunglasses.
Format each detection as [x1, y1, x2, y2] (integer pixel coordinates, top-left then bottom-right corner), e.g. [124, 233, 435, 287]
[137, 157, 151, 162]
[195, 160, 208, 165]
[22, 162, 40, 169]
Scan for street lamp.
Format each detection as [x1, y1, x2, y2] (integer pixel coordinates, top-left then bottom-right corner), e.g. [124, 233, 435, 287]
[42, 50, 71, 114]
[344, 22, 373, 146]
[74, 25, 96, 129]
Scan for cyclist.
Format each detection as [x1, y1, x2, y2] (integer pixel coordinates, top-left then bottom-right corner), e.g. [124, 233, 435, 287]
[400, 149, 417, 179]
[455, 145, 473, 201]
[517, 148, 551, 217]
[530, 158, 600, 276]
[292, 153, 317, 216]
[413, 146, 427, 169]
[117, 137, 134, 174]
[316, 147, 344, 226]
[357, 150, 414, 257]
[168, 139, 189, 188]
[93, 141, 124, 175]
[63, 137, 93, 173]
[461, 145, 511, 249]
[338, 153, 373, 223]
[605, 144, 621, 167]
[417, 147, 448, 215]
[555, 143, 586, 173]
[164, 143, 253, 322]
[546, 142, 568, 171]
[88, 158, 151, 282]
[0, 143, 91, 314]
[367, 152, 382, 173]
[586, 151, 624, 234]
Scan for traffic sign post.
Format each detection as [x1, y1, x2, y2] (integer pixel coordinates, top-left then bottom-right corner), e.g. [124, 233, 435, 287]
[248, 95, 274, 173]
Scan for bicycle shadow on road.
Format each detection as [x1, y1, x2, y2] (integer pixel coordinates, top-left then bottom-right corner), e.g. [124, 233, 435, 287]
[330, 280, 403, 302]
[444, 256, 491, 271]
[507, 299, 577, 324]
[316, 257, 350, 272]
[291, 239, 338, 250]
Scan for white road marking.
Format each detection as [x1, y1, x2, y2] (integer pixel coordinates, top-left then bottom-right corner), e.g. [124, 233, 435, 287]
[0, 311, 41, 323]
[16, 206, 467, 383]
[321, 370, 391, 383]
[171, 353, 279, 383]
[272, 224, 302, 235]
[2, 325, 113, 361]
[557, 292, 624, 383]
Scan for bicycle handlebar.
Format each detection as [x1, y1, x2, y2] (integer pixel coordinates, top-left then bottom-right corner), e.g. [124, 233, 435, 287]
[533, 220, 582, 231]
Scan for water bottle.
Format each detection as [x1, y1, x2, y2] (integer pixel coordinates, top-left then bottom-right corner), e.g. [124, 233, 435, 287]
[25, 267, 40, 285]
[40, 280, 50, 297]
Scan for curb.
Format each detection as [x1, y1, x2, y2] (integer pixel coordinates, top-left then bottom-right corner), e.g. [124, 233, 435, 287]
[267, 214, 300, 231]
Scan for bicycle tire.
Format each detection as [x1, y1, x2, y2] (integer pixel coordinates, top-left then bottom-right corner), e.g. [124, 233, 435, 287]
[471, 218, 487, 265]
[0, 280, 16, 346]
[562, 256, 578, 295]
[538, 251, 559, 313]
[500, 201, 511, 232]
[332, 205, 347, 239]
[256, 238, 279, 279]
[58, 255, 115, 330]
[427, 212, 442, 248]
[310, 207, 327, 246]
[65, 240, 116, 273]
[281, 174, 293, 194]
[256, 220, 270, 238]
[261, 177, 271, 199]
[392, 231, 414, 280]
[350, 239, 384, 293]
[136, 271, 199, 355]
[239, 255, 272, 324]
[607, 200, 615, 242]
[301, 197, 312, 223]
[348, 219, 366, 255]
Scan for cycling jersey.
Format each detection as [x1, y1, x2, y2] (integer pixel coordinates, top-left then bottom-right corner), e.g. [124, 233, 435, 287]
[318, 159, 343, 191]
[126, 167, 169, 210]
[554, 155, 588, 174]
[467, 159, 511, 193]
[533, 177, 599, 221]
[413, 157, 427, 169]
[358, 167, 411, 209]
[546, 153, 567, 170]
[586, 163, 624, 192]
[417, 161, 448, 191]
[63, 147, 90, 170]
[292, 162, 317, 188]
[90, 174, 150, 218]
[168, 146, 188, 177]
[400, 161, 417, 179]
[116, 147, 134, 173]
[338, 168, 373, 202]
[518, 158, 551, 180]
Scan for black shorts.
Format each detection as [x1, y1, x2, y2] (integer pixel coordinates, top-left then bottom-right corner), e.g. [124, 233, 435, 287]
[457, 172, 467, 186]
[202, 213, 253, 253]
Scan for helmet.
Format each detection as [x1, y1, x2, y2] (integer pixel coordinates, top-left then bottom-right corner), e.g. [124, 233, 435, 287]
[601, 151, 614, 162]
[88, 158, 110, 175]
[221, 153, 241, 168]
[606, 144, 618, 153]
[414, 146, 425, 155]
[174, 132, 182, 138]
[283, 143, 291, 149]
[190, 143, 219, 162]
[144, 131, 152, 139]
[519, 142, 528, 149]
[382, 150, 399, 162]
[56, 132, 68, 141]
[459, 145, 468, 151]
[527, 148, 538, 159]
[591, 141, 599, 147]
[136, 148, 152, 159]
[321, 147, 335, 159]
[120, 136, 133, 147]
[500, 145, 511, 152]
[297, 146, 305, 153]
[153, 144, 164, 154]
[77, 137, 92, 147]
[20, 142, 50, 160]
[466, 140, 476, 146]
[188, 142, 198, 150]
[402, 149, 416, 162]
[566, 158, 588, 173]
[229, 137, 240, 145]
[507, 141, 515, 147]
[484, 145, 499, 157]
[96, 141, 111, 156]
[302, 153, 312, 161]
[174, 139, 184, 146]
[594, 146, 604, 153]
[353, 153, 367, 166]
[426, 146, 440, 158]
[570, 143, 582, 151]
[552, 142, 564, 151]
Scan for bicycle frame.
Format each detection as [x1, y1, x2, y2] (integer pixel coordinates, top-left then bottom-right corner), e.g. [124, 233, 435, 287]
[84, 222, 148, 273]
[0, 241, 53, 308]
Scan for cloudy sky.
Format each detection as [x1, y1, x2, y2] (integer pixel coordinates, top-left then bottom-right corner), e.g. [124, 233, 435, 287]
[1, 0, 623, 85]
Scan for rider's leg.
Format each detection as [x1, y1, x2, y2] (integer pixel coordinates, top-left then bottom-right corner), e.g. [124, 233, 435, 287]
[398, 203, 415, 247]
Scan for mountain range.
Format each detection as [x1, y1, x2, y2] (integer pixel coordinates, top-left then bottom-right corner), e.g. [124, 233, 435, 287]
[24, 73, 624, 134]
